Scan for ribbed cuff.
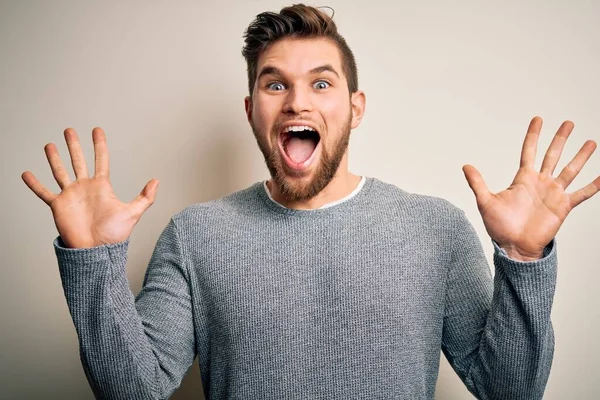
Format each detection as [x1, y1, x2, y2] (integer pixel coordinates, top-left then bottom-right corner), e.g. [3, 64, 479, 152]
[53, 235, 131, 265]
[492, 239, 557, 276]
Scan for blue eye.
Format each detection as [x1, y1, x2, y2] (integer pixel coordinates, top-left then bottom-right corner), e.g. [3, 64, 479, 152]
[313, 80, 330, 89]
[267, 82, 285, 91]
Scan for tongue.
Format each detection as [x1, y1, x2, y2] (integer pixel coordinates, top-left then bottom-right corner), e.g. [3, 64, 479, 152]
[284, 136, 317, 164]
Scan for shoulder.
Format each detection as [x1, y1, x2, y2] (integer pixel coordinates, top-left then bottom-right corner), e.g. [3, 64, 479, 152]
[170, 182, 264, 230]
[369, 177, 465, 222]
[366, 178, 475, 250]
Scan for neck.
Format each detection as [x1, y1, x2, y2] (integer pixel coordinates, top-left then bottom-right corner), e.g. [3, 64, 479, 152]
[266, 156, 361, 210]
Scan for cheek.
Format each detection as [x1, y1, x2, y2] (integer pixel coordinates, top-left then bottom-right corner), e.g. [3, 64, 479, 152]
[252, 98, 278, 130]
[316, 97, 351, 128]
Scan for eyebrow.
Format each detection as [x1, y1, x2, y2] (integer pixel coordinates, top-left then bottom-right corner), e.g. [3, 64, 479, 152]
[309, 64, 340, 78]
[256, 64, 340, 81]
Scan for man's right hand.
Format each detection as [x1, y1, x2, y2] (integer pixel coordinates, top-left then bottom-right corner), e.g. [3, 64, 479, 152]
[22, 127, 159, 249]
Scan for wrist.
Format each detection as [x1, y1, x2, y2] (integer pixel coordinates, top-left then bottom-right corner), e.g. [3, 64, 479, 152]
[500, 244, 544, 261]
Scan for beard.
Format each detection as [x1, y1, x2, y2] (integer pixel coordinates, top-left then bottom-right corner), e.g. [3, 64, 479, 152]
[251, 112, 352, 203]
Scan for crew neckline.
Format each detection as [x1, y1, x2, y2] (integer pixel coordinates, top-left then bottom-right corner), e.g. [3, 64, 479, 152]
[257, 176, 375, 215]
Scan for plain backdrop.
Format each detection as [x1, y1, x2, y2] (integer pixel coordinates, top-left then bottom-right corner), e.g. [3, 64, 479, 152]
[1, 0, 599, 399]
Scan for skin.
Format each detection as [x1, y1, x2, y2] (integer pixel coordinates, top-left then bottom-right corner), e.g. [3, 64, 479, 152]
[21, 41, 599, 256]
[21, 127, 158, 248]
[463, 117, 599, 260]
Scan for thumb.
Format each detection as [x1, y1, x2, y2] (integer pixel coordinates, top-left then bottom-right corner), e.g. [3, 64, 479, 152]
[462, 165, 491, 207]
[128, 179, 159, 221]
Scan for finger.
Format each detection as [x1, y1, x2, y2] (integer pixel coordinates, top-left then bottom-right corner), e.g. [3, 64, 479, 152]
[21, 171, 57, 205]
[44, 143, 72, 189]
[556, 140, 597, 189]
[64, 128, 89, 179]
[462, 165, 492, 208]
[569, 175, 600, 208]
[128, 179, 159, 221]
[520, 116, 543, 168]
[92, 127, 110, 178]
[540, 120, 574, 175]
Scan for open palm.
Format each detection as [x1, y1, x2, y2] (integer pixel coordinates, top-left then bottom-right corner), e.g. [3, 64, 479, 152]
[463, 117, 600, 260]
[22, 127, 159, 249]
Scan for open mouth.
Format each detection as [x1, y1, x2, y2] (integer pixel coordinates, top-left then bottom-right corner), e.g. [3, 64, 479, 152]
[280, 125, 321, 166]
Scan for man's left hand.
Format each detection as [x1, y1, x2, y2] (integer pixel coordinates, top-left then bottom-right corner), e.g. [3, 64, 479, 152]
[463, 116, 599, 261]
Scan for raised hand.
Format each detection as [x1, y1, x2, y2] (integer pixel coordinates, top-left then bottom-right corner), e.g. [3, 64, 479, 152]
[463, 117, 600, 261]
[22, 127, 159, 249]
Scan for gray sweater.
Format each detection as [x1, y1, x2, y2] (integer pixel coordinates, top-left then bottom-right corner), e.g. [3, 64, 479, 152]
[54, 177, 557, 399]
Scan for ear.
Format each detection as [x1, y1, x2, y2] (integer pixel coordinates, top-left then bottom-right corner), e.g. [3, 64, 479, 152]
[350, 90, 366, 129]
[244, 96, 252, 123]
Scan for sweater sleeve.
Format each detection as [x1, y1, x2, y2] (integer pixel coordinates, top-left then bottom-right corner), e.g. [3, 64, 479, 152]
[54, 218, 196, 400]
[441, 211, 557, 400]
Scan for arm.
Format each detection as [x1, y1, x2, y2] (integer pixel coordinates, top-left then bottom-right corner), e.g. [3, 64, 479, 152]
[55, 218, 196, 400]
[442, 211, 556, 399]
[450, 116, 598, 397]
[21, 126, 193, 398]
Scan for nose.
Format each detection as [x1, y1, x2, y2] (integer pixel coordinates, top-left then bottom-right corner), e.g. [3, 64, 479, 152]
[282, 85, 312, 115]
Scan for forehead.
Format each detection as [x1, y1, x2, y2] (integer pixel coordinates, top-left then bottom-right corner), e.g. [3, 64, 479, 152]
[257, 37, 344, 76]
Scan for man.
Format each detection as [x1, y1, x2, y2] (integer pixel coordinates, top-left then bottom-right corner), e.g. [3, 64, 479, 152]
[21, 4, 599, 400]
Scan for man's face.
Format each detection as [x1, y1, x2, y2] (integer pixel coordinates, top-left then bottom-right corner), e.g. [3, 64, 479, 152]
[245, 37, 364, 202]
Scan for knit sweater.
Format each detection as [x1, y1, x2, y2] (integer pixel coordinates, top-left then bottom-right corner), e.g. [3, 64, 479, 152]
[54, 177, 557, 399]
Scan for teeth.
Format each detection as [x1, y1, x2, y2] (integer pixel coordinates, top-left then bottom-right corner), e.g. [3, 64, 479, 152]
[284, 125, 315, 133]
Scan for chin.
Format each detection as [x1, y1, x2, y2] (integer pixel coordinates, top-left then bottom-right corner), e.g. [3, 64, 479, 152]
[272, 155, 338, 202]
